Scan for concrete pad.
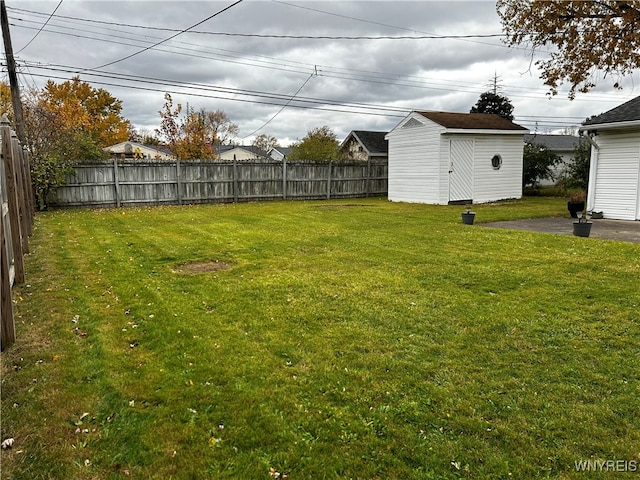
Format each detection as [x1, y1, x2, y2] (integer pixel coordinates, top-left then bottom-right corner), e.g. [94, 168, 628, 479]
[481, 217, 640, 244]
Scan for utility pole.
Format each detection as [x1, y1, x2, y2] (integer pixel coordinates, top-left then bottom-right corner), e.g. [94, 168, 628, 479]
[1, 0, 26, 144]
[489, 72, 502, 95]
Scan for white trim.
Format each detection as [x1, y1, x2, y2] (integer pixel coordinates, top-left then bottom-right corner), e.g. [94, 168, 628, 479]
[580, 120, 640, 132]
[637, 144, 640, 220]
[586, 143, 598, 211]
[443, 129, 527, 135]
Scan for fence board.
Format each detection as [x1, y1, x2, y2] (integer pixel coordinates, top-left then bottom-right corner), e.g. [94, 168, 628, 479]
[0, 115, 32, 350]
[52, 159, 388, 208]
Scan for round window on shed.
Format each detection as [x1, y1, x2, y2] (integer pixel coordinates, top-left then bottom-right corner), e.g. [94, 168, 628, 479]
[491, 154, 502, 170]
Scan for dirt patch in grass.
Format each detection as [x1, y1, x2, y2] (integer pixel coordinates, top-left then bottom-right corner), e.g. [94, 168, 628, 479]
[173, 260, 233, 274]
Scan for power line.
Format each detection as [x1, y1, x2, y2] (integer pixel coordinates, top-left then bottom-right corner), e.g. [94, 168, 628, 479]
[6, 5, 504, 40]
[90, 0, 244, 70]
[16, 61, 613, 131]
[243, 70, 316, 140]
[11, 15, 621, 104]
[14, 0, 63, 54]
[20, 60, 411, 114]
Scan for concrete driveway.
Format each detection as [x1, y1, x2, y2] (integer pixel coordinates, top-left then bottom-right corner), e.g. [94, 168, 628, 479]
[481, 217, 640, 243]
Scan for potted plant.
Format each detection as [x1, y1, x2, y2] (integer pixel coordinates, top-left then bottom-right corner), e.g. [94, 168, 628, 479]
[461, 204, 476, 225]
[567, 191, 586, 218]
[572, 210, 592, 237]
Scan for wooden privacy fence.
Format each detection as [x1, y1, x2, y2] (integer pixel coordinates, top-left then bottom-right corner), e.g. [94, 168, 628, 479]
[1, 114, 35, 351]
[51, 158, 388, 208]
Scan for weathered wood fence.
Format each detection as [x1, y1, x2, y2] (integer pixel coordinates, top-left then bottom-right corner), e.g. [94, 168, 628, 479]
[1, 114, 34, 351]
[51, 158, 388, 208]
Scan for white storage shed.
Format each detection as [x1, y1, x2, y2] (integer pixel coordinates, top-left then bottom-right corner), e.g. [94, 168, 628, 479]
[580, 96, 640, 221]
[385, 111, 528, 204]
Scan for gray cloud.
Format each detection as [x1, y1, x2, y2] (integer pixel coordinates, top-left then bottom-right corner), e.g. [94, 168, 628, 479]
[7, 1, 639, 145]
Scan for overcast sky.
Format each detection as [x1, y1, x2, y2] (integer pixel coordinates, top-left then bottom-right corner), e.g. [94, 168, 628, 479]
[4, 1, 640, 146]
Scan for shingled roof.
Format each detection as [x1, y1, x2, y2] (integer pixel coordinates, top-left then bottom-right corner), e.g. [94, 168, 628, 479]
[417, 111, 528, 131]
[349, 131, 388, 155]
[583, 96, 640, 127]
[524, 134, 584, 151]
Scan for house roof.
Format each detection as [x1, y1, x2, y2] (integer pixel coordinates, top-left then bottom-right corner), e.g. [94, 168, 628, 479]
[524, 134, 583, 151]
[214, 145, 268, 157]
[343, 130, 389, 155]
[103, 141, 173, 158]
[416, 111, 528, 131]
[583, 96, 640, 127]
[269, 146, 293, 156]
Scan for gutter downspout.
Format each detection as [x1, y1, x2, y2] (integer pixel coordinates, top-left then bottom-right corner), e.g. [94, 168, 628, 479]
[580, 130, 599, 213]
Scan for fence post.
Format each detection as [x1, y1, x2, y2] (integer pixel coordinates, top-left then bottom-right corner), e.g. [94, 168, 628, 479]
[1, 215, 15, 350]
[326, 161, 332, 200]
[1, 119, 24, 283]
[233, 156, 238, 203]
[282, 157, 287, 200]
[176, 158, 182, 205]
[113, 157, 121, 208]
[366, 159, 371, 198]
[21, 147, 35, 229]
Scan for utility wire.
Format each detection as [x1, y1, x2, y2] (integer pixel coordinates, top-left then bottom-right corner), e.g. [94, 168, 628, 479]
[7, 5, 504, 40]
[243, 70, 316, 140]
[22, 71, 408, 119]
[20, 61, 410, 114]
[90, 0, 244, 70]
[14, 0, 63, 54]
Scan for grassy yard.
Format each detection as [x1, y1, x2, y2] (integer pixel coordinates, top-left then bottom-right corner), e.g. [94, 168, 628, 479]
[1, 197, 639, 479]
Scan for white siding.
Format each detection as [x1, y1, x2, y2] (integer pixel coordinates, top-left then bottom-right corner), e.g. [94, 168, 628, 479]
[388, 115, 445, 203]
[592, 131, 640, 220]
[387, 113, 525, 205]
[472, 135, 524, 203]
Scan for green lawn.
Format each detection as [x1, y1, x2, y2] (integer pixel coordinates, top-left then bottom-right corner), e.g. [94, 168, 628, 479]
[2, 197, 639, 479]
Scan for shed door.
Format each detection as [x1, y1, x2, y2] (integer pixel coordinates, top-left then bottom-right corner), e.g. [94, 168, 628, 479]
[449, 139, 474, 203]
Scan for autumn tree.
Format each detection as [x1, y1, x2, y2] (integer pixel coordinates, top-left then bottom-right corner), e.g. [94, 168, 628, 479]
[176, 109, 215, 160]
[39, 76, 130, 146]
[497, 0, 640, 98]
[252, 133, 279, 152]
[470, 92, 515, 120]
[288, 126, 343, 161]
[156, 93, 182, 157]
[156, 95, 235, 159]
[200, 109, 239, 146]
[1, 79, 127, 209]
[129, 126, 161, 146]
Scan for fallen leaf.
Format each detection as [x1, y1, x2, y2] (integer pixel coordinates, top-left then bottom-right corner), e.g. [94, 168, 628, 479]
[1, 438, 14, 449]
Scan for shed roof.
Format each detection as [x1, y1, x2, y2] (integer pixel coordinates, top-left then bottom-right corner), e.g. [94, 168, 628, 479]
[416, 111, 528, 131]
[583, 96, 640, 127]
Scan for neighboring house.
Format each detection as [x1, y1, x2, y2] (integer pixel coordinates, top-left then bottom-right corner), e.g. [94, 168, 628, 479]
[580, 96, 640, 221]
[215, 145, 268, 161]
[104, 141, 174, 160]
[267, 146, 293, 161]
[339, 130, 389, 162]
[385, 111, 528, 204]
[524, 134, 584, 185]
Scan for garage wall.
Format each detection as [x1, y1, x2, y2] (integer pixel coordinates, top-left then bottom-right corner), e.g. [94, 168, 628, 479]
[592, 131, 640, 220]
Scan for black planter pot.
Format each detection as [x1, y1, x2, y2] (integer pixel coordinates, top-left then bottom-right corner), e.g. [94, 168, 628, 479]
[567, 201, 585, 218]
[461, 212, 476, 225]
[572, 221, 592, 237]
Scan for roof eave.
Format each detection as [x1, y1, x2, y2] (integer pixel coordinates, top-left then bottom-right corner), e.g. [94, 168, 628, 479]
[579, 120, 640, 132]
[443, 128, 528, 135]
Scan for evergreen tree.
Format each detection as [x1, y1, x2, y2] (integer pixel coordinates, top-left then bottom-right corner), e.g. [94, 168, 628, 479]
[470, 92, 515, 121]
